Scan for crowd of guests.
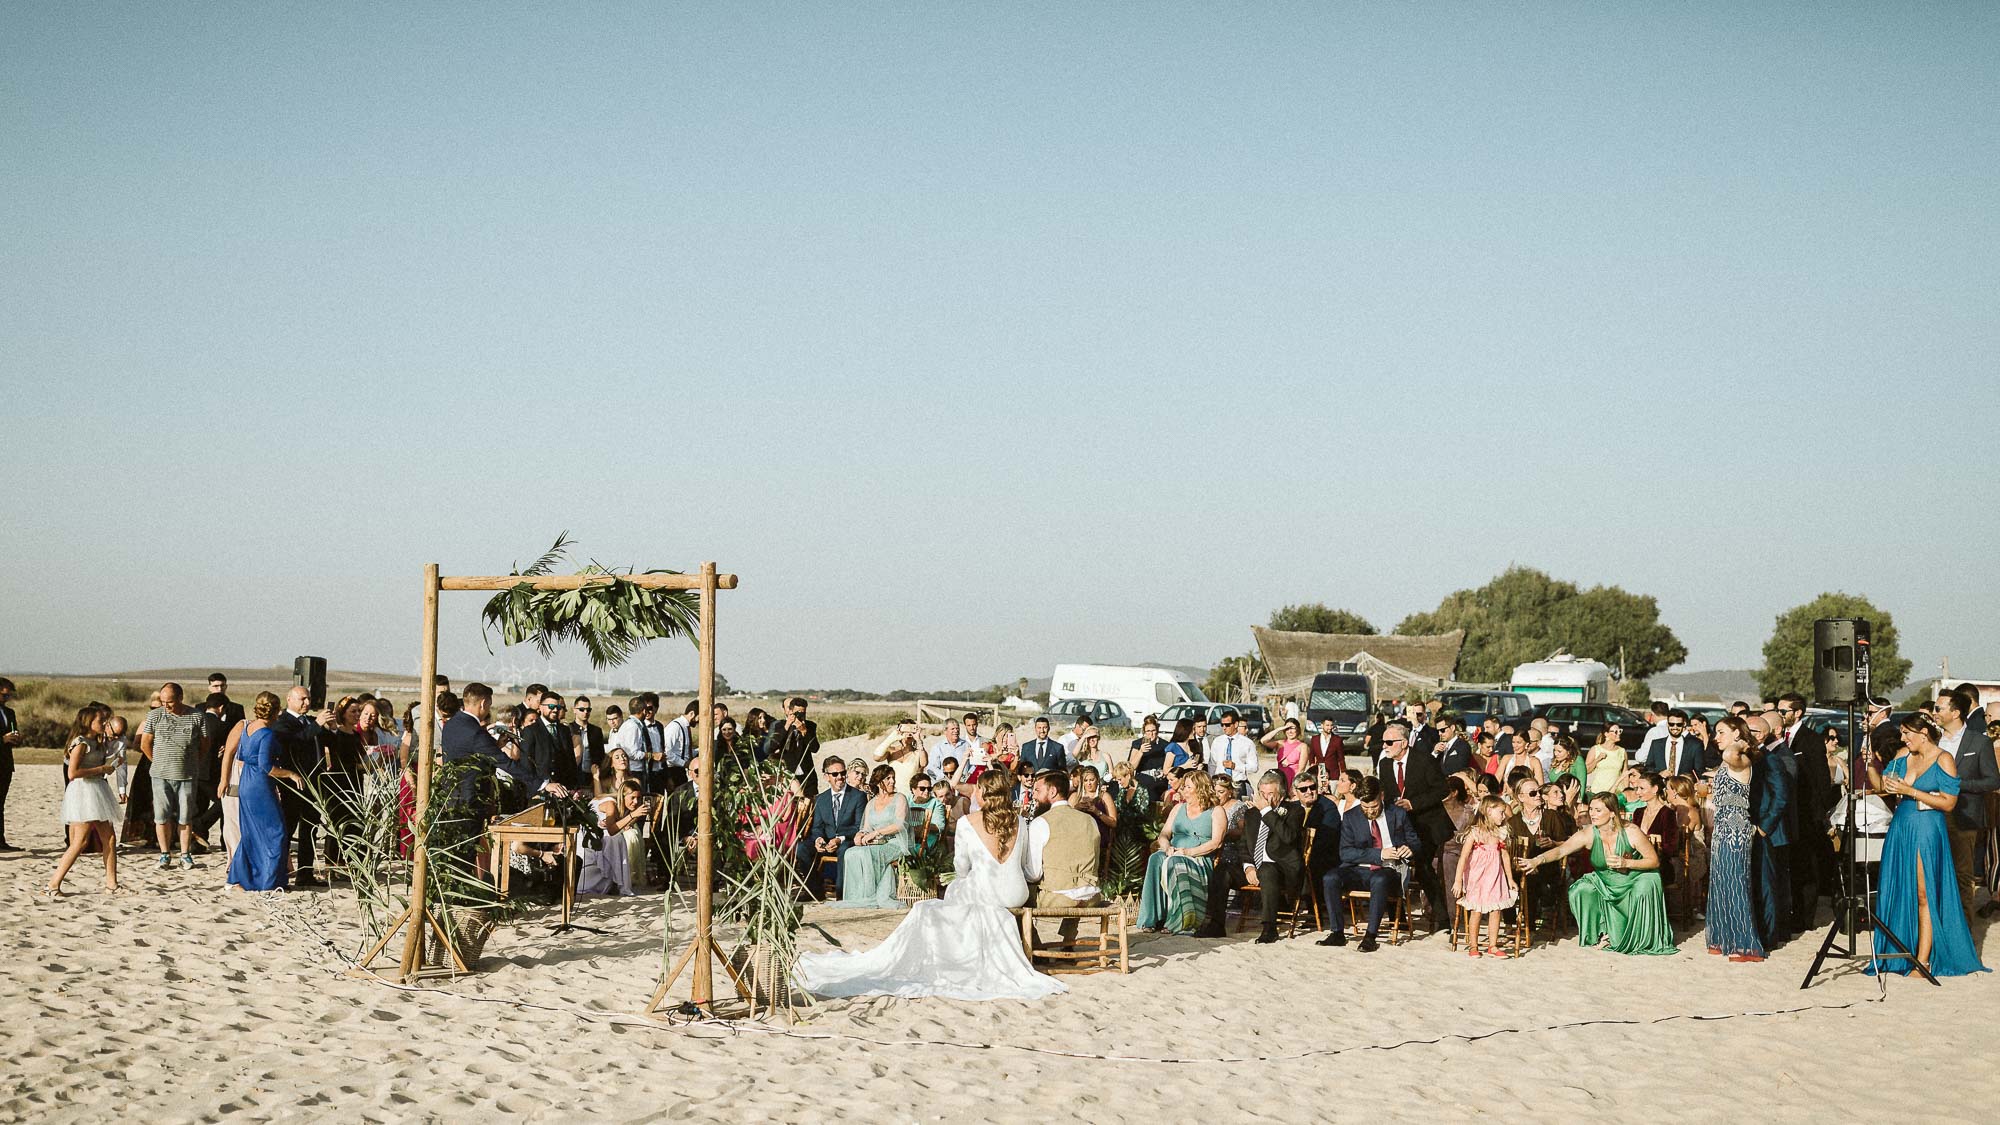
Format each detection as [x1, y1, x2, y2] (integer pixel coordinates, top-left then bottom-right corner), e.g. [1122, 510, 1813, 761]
[14, 673, 1996, 981]
[788, 692, 1999, 979]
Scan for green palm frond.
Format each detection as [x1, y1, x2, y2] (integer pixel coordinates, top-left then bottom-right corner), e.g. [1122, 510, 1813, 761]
[478, 537, 699, 669]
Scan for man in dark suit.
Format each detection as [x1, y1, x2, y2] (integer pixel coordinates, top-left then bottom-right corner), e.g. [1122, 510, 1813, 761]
[1241, 770, 1306, 943]
[1644, 709, 1704, 776]
[1775, 692, 1834, 928]
[1376, 720, 1452, 927]
[1935, 687, 1999, 916]
[1750, 732, 1794, 945]
[440, 684, 553, 803]
[1433, 713, 1472, 777]
[205, 673, 246, 743]
[519, 692, 580, 790]
[1318, 776, 1420, 952]
[1403, 703, 1438, 758]
[1299, 773, 1345, 895]
[569, 695, 608, 780]
[763, 696, 821, 798]
[1308, 718, 1346, 777]
[1020, 717, 1067, 773]
[0, 677, 18, 850]
[798, 754, 865, 898]
[271, 685, 328, 885]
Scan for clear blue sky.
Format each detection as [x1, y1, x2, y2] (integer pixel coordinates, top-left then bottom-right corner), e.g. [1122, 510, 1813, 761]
[3, 3, 1995, 693]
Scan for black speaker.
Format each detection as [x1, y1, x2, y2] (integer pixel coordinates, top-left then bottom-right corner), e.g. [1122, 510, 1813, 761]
[293, 655, 328, 710]
[1813, 619, 1870, 706]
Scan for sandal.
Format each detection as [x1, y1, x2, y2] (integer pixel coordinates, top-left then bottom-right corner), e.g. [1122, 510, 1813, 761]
[37, 885, 62, 899]
[1466, 948, 1481, 958]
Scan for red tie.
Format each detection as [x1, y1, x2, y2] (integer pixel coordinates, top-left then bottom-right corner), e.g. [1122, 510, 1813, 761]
[1370, 821, 1383, 848]
[1396, 760, 1405, 791]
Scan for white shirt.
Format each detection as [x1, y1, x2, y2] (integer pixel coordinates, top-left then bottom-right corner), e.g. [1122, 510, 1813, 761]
[1363, 812, 1396, 868]
[612, 715, 648, 758]
[1058, 730, 1082, 754]
[1022, 801, 1098, 900]
[1208, 733, 1258, 782]
[1940, 725, 1965, 758]
[661, 715, 692, 766]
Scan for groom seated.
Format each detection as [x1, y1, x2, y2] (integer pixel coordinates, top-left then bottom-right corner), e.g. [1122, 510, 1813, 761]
[797, 754, 864, 899]
[1023, 770, 1102, 947]
[1318, 775, 1419, 952]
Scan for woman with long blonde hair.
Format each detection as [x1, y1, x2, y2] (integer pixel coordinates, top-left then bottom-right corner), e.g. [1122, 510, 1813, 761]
[1137, 769, 1225, 934]
[795, 758, 1061, 1000]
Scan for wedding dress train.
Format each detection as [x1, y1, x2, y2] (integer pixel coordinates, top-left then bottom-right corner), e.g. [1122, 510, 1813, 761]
[794, 818, 1066, 1001]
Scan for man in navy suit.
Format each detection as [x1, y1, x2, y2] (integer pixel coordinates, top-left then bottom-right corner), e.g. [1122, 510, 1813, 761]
[1749, 719, 1794, 945]
[1020, 717, 1067, 773]
[1643, 709, 1704, 776]
[440, 684, 559, 809]
[1318, 775, 1420, 952]
[799, 754, 865, 898]
[1433, 713, 1472, 777]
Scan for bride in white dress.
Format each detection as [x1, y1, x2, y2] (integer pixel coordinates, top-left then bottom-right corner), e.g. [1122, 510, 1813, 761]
[796, 772, 1065, 1001]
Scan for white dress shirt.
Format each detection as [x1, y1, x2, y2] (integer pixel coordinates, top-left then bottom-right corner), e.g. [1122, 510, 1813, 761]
[1208, 733, 1258, 783]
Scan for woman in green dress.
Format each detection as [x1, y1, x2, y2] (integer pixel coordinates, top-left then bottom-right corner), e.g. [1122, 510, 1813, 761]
[835, 765, 911, 909]
[1519, 791, 1677, 955]
[1137, 771, 1226, 934]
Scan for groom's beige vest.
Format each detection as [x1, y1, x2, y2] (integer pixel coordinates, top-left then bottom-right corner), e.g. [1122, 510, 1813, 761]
[1036, 803, 1100, 898]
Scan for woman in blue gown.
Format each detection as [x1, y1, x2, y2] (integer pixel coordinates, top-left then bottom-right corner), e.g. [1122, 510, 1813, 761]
[1868, 714, 1988, 978]
[227, 694, 299, 892]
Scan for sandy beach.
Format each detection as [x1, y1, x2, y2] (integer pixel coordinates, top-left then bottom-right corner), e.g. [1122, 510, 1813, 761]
[3, 761, 1994, 1123]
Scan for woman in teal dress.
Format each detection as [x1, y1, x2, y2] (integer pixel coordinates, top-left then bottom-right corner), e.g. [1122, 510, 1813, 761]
[1867, 715, 1988, 978]
[836, 765, 912, 909]
[1138, 771, 1226, 934]
[1520, 792, 1677, 955]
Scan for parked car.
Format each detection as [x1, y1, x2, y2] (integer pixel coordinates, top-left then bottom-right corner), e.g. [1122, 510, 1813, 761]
[1532, 703, 1650, 750]
[1040, 698, 1130, 731]
[1152, 701, 1270, 739]
[1435, 689, 1535, 732]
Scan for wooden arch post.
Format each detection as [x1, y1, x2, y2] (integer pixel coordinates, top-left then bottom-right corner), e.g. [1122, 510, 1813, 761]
[358, 561, 738, 991]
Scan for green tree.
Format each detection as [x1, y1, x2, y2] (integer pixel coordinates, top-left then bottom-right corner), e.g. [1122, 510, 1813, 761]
[1268, 603, 1377, 635]
[1204, 652, 1263, 703]
[1756, 593, 1913, 699]
[1395, 566, 1687, 684]
[1619, 678, 1653, 708]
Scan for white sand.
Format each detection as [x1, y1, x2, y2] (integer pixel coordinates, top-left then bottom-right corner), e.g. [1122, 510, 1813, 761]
[4, 762, 1995, 1122]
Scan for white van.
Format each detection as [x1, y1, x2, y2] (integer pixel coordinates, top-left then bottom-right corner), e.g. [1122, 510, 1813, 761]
[1049, 664, 1209, 729]
[1508, 655, 1612, 707]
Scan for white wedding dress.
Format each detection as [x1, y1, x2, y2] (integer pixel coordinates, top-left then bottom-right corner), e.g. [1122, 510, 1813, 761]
[795, 818, 1066, 1001]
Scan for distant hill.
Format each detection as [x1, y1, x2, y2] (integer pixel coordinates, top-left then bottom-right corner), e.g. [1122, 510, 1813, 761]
[1650, 669, 1760, 703]
[44, 666, 422, 689]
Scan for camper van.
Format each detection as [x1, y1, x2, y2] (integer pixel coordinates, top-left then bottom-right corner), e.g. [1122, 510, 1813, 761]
[1508, 655, 1613, 707]
[1303, 669, 1374, 744]
[1049, 664, 1208, 728]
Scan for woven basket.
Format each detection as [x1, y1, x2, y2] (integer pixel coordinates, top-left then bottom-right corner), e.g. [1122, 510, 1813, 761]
[423, 907, 497, 970]
[730, 943, 788, 1017]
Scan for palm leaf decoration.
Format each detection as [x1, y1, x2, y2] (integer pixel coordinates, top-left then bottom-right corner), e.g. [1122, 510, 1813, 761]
[479, 533, 700, 668]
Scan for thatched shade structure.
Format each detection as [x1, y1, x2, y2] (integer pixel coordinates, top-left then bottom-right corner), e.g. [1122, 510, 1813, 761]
[1251, 627, 1466, 694]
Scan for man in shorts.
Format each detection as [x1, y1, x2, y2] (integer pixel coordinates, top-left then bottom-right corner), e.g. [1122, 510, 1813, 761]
[140, 682, 209, 869]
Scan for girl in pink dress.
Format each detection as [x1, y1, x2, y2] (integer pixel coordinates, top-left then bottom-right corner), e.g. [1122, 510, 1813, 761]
[1454, 796, 1520, 958]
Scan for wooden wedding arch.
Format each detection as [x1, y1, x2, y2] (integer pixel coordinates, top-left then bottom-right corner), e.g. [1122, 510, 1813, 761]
[359, 561, 741, 1013]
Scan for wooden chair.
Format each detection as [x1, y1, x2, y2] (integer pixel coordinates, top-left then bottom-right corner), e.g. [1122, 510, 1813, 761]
[1344, 887, 1412, 945]
[1231, 827, 1318, 936]
[1014, 903, 1130, 974]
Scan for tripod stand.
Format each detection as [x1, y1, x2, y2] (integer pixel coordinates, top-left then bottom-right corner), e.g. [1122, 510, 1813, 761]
[1800, 700, 1937, 990]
